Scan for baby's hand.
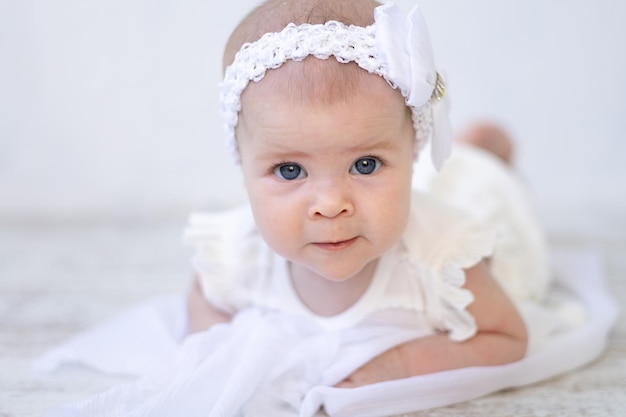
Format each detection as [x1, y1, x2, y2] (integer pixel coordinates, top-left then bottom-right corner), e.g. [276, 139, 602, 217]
[335, 346, 409, 388]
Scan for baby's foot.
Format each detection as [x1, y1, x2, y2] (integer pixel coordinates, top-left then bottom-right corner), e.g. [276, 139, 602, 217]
[455, 123, 514, 165]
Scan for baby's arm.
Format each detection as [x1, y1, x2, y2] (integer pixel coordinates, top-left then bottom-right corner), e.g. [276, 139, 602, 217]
[337, 260, 527, 387]
[186, 274, 232, 333]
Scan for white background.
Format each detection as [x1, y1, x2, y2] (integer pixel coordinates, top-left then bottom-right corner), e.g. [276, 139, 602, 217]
[1, 0, 625, 238]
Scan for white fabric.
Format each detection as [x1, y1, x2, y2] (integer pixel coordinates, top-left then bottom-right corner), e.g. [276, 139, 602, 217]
[34, 248, 618, 417]
[32, 145, 617, 415]
[221, 2, 451, 169]
[413, 143, 551, 303]
[374, 3, 451, 168]
[185, 192, 491, 339]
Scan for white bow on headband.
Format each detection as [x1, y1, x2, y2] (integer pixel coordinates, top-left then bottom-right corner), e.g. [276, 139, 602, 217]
[220, 2, 452, 170]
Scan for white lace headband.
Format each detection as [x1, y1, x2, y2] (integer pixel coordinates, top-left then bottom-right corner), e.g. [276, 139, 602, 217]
[220, 2, 451, 170]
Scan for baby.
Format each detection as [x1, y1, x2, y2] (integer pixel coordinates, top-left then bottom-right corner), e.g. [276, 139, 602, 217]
[185, 0, 546, 389]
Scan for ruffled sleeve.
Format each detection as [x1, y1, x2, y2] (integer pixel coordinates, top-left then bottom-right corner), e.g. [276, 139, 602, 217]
[404, 193, 495, 341]
[183, 204, 268, 314]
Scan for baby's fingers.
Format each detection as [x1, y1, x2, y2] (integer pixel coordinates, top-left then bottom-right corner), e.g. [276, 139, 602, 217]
[335, 378, 357, 389]
[334, 371, 369, 389]
[335, 347, 409, 388]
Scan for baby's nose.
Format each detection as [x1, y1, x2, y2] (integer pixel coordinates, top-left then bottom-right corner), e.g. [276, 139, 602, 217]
[307, 180, 354, 219]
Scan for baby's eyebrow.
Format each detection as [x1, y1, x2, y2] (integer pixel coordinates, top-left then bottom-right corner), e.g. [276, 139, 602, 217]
[255, 148, 309, 161]
[253, 138, 398, 162]
[348, 139, 397, 153]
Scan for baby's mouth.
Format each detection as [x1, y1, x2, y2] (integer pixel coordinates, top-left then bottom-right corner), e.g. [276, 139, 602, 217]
[312, 237, 358, 252]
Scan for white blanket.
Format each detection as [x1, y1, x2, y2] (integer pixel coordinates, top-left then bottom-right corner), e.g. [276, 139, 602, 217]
[34, 248, 618, 417]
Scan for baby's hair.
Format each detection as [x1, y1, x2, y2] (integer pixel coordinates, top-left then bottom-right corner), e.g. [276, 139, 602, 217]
[223, 0, 394, 106]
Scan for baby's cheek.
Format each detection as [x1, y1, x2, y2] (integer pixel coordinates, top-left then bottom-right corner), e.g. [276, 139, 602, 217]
[251, 204, 294, 250]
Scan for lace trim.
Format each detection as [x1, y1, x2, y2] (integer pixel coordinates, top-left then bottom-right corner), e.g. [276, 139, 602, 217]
[184, 206, 268, 314]
[430, 224, 495, 341]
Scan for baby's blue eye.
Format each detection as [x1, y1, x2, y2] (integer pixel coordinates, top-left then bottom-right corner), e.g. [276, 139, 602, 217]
[274, 163, 306, 180]
[350, 157, 382, 175]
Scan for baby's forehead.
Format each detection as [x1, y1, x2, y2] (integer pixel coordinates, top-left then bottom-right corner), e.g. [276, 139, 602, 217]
[240, 58, 404, 108]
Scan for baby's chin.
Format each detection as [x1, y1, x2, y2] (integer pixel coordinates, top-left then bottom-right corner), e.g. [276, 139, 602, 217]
[315, 268, 368, 282]
[307, 258, 380, 284]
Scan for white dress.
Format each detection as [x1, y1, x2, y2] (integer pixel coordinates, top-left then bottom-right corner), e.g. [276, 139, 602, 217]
[184, 143, 551, 342]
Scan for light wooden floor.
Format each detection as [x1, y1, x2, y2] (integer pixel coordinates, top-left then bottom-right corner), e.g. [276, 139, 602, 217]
[1, 220, 624, 416]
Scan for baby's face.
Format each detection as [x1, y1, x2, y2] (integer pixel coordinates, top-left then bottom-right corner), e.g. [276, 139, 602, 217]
[236, 66, 415, 284]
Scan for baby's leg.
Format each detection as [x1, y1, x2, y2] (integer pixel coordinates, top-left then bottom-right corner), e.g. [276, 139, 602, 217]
[447, 122, 551, 302]
[455, 123, 514, 165]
